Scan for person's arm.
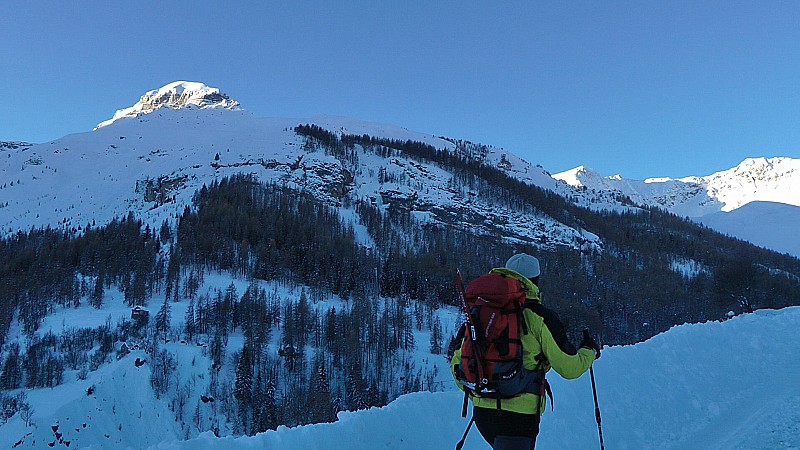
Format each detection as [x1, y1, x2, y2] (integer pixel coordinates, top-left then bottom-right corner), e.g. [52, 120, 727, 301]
[450, 349, 466, 391]
[449, 325, 466, 391]
[532, 307, 595, 379]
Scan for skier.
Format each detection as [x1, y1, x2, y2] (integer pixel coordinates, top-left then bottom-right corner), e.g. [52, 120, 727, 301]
[451, 253, 601, 449]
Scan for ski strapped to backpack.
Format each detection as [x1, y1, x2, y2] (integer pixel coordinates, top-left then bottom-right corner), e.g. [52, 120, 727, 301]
[454, 270, 549, 415]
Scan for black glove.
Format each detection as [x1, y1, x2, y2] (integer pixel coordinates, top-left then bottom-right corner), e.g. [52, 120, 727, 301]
[447, 324, 467, 359]
[581, 329, 601, 360]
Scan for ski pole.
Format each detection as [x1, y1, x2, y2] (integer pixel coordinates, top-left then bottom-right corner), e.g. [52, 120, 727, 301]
[455, 416, 474, 450]
[583, 329, 604, 449]
[589, 364, 605, 450]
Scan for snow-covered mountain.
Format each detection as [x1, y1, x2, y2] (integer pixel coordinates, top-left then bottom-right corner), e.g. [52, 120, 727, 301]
[555, 158, 800, 256]
[0, 81, 599, 252]
[5, 81, 797, 256]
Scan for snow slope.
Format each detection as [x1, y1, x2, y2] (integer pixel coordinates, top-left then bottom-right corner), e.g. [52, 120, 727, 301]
[154, 306, 800, 450]
[698, 201, 800, 257]
[0, 268, 459, 449]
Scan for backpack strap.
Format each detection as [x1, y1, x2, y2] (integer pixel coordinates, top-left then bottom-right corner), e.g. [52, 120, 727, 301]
[517, 304, 529, 335]
[534, 351, 554, 411]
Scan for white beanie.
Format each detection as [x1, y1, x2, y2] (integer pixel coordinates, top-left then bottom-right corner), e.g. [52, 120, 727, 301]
[505, 253, 540, 279]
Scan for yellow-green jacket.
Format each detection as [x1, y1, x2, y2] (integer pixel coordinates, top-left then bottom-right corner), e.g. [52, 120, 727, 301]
[451, 267, 595, 415]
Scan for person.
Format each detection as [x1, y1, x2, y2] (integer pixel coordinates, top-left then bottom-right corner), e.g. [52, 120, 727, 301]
[451, 253, 601, 450]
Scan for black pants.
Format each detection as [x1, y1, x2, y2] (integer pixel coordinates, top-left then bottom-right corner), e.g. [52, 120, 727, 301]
[473, 406, 540, 450]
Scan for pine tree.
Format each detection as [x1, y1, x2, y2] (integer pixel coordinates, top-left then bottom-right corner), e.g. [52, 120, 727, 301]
[346, 362, 368, 411]
[159, 220, 172, 243]
[402, 319, 416, 353]
[155, 296, 171, 343]
[150, 346, 176, 398]
[308, 354, 333, 423]
[234, 344, 253, 432]
[0, 343, 22, 390]
[259, 370, 278, 432]
[90, 273, 104, 309]
[429, 317, 443, 355]
[210, 333, 225, 370]
[184, 298, 196, 342]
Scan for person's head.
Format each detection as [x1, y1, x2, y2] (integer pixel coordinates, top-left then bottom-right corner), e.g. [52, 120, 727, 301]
[505, 253, 540, 286]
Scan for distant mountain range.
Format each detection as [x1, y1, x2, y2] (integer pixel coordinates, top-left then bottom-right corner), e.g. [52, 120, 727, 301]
[554, 157, 800, 256]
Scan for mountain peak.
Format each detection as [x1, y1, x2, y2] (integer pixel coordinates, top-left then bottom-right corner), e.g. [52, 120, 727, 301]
[95, 81, 241, 129]
[731, 156, 792, 174]
[553, 165, 605, 187]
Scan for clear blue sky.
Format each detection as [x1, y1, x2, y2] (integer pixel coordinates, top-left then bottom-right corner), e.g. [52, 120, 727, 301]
[3, 1, 800, 179]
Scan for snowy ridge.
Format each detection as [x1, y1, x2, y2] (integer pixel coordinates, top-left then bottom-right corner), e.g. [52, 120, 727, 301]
[553, 157, 800, 256]
[554, 165, 723, 217]
[688, 156, 800, 212]
[554, 157, 800, 216]
[95, 81, 241, 129]
[2, 81, 798, 255]
[0, 82, 601, 252]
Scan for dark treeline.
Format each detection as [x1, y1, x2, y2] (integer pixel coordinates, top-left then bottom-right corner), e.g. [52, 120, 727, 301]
[0, 214, 162, 345]
[177, 177, 373, 300]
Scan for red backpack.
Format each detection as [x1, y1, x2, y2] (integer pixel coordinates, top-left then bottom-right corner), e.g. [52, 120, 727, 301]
[455, 271, 547, 412]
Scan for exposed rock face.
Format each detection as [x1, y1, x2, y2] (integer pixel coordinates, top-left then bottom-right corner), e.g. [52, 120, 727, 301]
[95, 81, 240, 129]
[133, 82, 239, 112]
[0, 141, 32, 151]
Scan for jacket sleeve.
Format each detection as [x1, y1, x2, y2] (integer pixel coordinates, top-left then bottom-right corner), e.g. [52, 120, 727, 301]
[531, 308, 595, 380]
[450, 347, 465, 391]
[449, 324, 466, 391]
